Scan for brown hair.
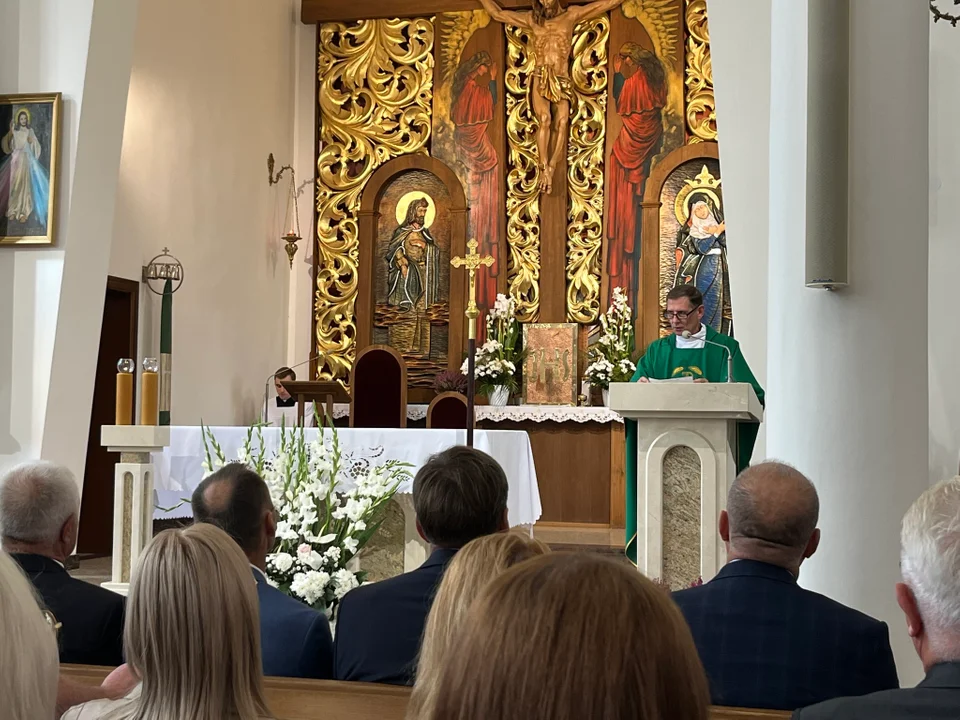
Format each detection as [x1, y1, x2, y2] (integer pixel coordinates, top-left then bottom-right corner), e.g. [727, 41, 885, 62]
[409, 534, 549, 719]
[412, 446, 508, 548]
[532, 0, 563, 25]
[274, 367, 296, 381]
[426, 553, 710, 720]
[667, 284, 704, 308]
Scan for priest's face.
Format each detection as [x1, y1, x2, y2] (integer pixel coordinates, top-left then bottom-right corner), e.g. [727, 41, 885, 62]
[665, 297, 704, 336]
[275, 375, 293, 401]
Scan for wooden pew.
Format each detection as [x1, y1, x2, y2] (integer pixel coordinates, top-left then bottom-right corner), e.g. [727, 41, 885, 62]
[61, 665, 791, 720]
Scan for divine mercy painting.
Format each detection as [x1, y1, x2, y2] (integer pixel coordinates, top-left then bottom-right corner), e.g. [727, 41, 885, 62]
[0, 94, 61, 245]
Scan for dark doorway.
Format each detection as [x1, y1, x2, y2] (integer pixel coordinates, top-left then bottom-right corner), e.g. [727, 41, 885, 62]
[78, 277, 139, 555]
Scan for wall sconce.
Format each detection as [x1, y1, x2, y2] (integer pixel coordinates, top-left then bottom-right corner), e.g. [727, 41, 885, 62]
[267, 153, 310, 269]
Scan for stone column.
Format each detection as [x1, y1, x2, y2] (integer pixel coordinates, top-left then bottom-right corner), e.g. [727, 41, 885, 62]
[100, 425, 170, 595]
[766, 0, 929, 685]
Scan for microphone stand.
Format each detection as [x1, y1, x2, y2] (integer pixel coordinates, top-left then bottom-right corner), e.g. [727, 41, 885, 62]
[683, 328, 735, 383]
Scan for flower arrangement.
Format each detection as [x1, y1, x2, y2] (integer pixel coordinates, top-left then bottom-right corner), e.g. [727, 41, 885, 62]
[201, 422, 411, 617]
[585, 287, 636, 389]
[461, 293, 526, 396]
[433, 369, 467, 394]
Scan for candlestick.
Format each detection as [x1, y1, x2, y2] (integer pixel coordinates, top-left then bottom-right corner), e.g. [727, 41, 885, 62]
[116, 359, 135, 425]
[140, 358, 160, 426]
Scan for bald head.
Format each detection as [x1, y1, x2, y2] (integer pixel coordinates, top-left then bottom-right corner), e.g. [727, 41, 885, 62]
[191, 464, 273, 558]
[724, 462, 820, 571]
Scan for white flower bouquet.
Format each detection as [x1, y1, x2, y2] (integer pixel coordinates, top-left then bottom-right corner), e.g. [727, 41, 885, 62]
[460, 293, 526, 395]
[585, 287, 636, 389]
[201, 422, 411, 617]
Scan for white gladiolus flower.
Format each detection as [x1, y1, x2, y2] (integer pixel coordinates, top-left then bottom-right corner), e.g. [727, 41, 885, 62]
[343, 537, 359, 554]
[351, 520, 367, 533]
[275, 522, 299, 541]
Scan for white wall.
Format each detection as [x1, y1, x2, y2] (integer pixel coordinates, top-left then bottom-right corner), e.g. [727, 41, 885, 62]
[109, 0, 298, 427]
[0, 0, 95, 472]
[707, 0, 772, 459]
[929, 18, 960, 486]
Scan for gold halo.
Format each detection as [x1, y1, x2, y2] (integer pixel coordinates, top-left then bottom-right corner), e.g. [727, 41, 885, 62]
[675, 185, 721, 225]
[396, 191, 436, 228]
[13, 107, 32, 125]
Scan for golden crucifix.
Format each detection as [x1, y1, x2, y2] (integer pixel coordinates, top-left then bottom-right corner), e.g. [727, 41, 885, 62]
[450, 238, 495, 447]
[450, 239, 496, 341]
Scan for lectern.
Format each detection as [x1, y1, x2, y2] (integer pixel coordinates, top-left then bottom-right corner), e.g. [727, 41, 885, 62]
[609, 382, 763, 585]
[280, 380, 351, 425]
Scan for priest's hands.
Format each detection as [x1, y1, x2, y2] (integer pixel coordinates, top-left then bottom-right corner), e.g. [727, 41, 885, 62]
[637, 377, 650, 383]
[694, 378, 708, 383]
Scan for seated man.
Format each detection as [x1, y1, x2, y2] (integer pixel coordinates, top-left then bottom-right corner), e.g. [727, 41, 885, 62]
[192, 463, 333, 679]
[267, 366, 314, 427]
[673, 461, 898, 710]
[334, 446, 510, 685]
[0, 461, 124, 666]
[795, 477, 960, 719]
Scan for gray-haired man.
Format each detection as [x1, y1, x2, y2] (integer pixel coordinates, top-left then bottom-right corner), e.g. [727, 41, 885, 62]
[0, 461, 124, 666]
[795, 477, 960, 719]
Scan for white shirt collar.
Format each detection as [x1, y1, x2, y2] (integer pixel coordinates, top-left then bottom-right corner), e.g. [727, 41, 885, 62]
[675, 323, 707, 349]
[250, 564, 267, 581]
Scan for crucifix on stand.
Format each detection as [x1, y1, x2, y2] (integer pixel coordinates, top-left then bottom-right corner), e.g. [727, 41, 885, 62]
[451, 239, 495, 447]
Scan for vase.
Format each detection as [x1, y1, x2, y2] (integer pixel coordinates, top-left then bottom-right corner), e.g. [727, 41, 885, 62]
[489, 386, 510, 407]
[602, 388, 610, 407]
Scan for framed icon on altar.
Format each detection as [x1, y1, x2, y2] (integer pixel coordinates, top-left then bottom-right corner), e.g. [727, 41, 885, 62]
[522, 323, 578, 405]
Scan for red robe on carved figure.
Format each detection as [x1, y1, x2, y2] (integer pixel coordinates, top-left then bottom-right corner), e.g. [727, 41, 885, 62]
[606, 44, 667, 308]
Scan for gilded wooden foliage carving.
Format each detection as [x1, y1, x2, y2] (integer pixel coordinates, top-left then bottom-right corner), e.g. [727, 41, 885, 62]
[684, 0, 716, 142]
[315, 18, 434, 380]
[566, 16, 609, 325]
[504, 24, 541, 323]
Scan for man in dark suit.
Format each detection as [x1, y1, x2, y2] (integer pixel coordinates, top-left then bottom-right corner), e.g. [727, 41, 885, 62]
[334, 446, 510, 685]
[673, 462, 898, 711]
[794, 477, 960, 719]
[0, 461, 124, 666]
[192, 463, 334, 679]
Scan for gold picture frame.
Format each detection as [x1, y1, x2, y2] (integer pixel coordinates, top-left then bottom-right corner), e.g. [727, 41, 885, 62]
[522, 323, 578, 406]
[0, 93, 62, 245]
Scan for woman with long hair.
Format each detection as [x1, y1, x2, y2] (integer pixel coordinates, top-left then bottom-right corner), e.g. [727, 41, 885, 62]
[63, 523, 272, 720]
[0, 549, 59, 720]
[426, 553, 711, 720]
[408, 533, 549, 719]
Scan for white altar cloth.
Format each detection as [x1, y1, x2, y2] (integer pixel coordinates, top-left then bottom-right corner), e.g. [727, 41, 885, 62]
[152, 426, 542, 528]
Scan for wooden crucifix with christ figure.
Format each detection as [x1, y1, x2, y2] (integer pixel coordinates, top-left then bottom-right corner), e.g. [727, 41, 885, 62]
[477, 0, 624, 195]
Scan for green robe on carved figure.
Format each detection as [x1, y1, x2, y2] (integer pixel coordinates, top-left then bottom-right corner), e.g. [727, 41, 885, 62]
[625, 324, 764, 563]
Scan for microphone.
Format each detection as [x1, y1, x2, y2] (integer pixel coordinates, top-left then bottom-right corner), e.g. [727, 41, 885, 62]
[681, 330, 735, 383]
[262, 356, 320, 424]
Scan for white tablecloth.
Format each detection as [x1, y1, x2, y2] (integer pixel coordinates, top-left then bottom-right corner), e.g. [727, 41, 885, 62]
[152, 426, 542, 527]
[320, 403, 622, 424]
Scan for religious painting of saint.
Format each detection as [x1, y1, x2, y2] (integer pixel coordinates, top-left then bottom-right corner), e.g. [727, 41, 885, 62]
[657, 160, 732, 336]
[605, 43, 667, 307]
[451, 50, 500, 316]
[374, 170, 454, 388]
[0, 94, 61, 245]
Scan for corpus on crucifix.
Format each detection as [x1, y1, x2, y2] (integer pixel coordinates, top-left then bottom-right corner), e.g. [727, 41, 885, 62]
[451, 238, 496, 446]
[477, 0, 624, 195]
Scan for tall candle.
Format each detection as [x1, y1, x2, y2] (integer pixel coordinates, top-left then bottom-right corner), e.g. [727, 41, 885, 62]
[140, 358, 160, 426]
[116, 359, 134, 425]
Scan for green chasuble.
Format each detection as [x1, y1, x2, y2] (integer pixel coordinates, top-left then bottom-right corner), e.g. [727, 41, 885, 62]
[625, 325, 764, 563]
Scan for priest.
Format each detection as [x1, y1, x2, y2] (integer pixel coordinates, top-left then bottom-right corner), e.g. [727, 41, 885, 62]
[625, 284, 764, 563]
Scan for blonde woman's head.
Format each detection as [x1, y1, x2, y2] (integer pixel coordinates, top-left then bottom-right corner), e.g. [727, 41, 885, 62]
[119, 523, 270, 720]
[0, 550, 58, 720]
[427, 552, 711, 720]
[409, 533, 549, 719]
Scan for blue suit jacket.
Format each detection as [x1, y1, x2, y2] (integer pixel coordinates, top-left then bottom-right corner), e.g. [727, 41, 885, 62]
[254, 569, 334, 679]
[333, 548, 457, 685]
[672, 559, 899, 711]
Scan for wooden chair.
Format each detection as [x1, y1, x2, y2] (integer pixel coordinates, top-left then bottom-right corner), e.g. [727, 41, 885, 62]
[62, 665, 793, 720]
[426, 391, 469, 429]
[349, 345, 407, 429]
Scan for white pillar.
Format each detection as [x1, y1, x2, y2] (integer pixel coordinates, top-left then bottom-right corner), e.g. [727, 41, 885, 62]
[706, 0, 773, 459]
[767, 0, 929, 685]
